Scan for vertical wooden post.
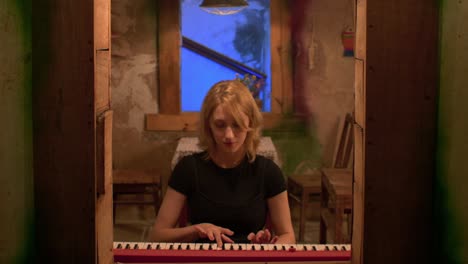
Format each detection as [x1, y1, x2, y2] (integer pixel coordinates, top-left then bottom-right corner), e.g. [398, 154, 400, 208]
[353, 0, 438, 263]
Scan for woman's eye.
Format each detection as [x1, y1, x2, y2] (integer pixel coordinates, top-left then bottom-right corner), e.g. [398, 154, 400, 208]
[214, 123, 225, 129]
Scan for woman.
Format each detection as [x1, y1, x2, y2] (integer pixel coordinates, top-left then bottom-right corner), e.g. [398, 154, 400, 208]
[150, 80, 295, 246]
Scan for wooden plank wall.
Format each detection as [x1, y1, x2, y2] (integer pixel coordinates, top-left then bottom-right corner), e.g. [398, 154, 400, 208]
[32, 0, 96, 263]
[353, 1, 439, 263]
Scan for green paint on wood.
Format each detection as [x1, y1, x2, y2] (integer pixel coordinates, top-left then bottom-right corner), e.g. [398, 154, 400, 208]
[435, 0, 468, 263]
[0, 0, 34, 263]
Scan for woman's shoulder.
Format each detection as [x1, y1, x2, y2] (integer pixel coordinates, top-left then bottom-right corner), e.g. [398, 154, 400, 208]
[254, 154, 276, 166]
[177, 151, 207, 165]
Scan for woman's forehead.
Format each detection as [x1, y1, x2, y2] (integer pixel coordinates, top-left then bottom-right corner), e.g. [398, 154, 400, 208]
[211, 104, 248, 122]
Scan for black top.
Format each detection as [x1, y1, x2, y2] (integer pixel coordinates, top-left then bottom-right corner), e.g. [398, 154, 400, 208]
[169, 152, 286, 243]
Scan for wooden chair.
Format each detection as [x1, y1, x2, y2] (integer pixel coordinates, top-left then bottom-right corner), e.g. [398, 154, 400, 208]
[287, 113, 354, 243]
[319, 113, 354, 243]
[112, 169, 161, 223]
[287, 160, 322, 242]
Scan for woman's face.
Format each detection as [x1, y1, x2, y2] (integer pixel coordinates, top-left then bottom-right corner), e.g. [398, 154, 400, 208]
[209, 104, 250, 154]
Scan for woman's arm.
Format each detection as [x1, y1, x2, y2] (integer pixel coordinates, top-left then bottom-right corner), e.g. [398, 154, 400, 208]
[266, 190, 296, 244]
[149, 187, 235, 246]
[149, 187, 199, 242]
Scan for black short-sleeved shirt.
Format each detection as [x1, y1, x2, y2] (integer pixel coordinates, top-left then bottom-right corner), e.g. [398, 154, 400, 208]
[169, 151, 286, 243]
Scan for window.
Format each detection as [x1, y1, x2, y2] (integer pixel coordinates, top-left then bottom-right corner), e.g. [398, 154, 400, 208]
[181, 0, 271, 112]
[146, 0, 291, 131]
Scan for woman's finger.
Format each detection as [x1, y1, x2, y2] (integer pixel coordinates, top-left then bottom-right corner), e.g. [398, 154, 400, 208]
[213, 231, 223, 247]
[263, 229, 272, 242]
[255, 230, 264, 242]
[220, 228, 234, 236]
[270, 236, 279, 244]
[194, 225, 207, 237]
[206, 230, 215, 241]
[221, 233, 235, 243]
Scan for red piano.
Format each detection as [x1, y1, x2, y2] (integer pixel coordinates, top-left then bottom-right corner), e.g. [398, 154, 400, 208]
[113, 242, 351, 263]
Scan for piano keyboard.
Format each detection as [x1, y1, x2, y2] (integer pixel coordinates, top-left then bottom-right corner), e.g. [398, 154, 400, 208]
[113, 242, 351, 263]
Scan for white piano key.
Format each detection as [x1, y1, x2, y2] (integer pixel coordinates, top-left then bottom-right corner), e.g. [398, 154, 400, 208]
[314, 244, 327, 251]
[158, 242, 168, 250]
[298, 244, 309, 251]
[188, 243, 196, 250]
[180, 243, 189, 250]
[143, 242, 152, 250]
[195, 243, 204, 250]
[136, 242, 145, 249]
[210, 243, 219, 250]
[223, 243, 233, 250]
[126, 242, 137, 249]
[267, 244, 276, 251]
[253, 244, 262, 251]
[259, 244, 269, 251]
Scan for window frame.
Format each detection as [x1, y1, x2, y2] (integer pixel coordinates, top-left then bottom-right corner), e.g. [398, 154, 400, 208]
[146, 0, 292, 131]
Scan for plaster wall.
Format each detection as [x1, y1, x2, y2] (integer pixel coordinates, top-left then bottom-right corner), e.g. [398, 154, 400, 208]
[111, 0, 354, 181]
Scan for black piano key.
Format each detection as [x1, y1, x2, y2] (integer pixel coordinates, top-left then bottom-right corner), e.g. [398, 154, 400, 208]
[230, 244, 234, 250]
[312, 245, 317, 251]
[117, 243, 122, 249]
[199, 244, 203, 250]
[186, 244, 190, 250]
[125, 244, 131, 249]
[169, 244, 174, 250]
[147, 244, 152, 249]
[281, 245, 286, 251]
[341, 245, 347, 251]
[250, 245, 255, 250]
[325, 245, 330, 251]
[155, 244, 160, 249]
[178, 244, 182, 250]
[260, 245, 265, 251]
[273, 245, 278, 251]
[333, 245, 338, 251]
[133, 244, 139, 249]
[208, 244, 213, 250]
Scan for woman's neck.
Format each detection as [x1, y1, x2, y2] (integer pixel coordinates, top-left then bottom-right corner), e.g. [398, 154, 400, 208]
[209, 149, 245, 168]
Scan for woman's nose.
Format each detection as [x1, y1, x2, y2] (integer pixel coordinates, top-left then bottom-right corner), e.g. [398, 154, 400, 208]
[224, 126, 234, 138]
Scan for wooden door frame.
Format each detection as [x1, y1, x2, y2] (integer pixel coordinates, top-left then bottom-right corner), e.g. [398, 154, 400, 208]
[351, 0, 438, 263]
[32, 1, 438, 263]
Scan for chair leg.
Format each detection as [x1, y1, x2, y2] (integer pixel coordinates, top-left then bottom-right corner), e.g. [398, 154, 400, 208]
[334, 205, 344, 243]
[319, 215, 327, 243]
[152, 185, 160, 216]
[113, 193, 117, 224]
[299, 190, 308, 242]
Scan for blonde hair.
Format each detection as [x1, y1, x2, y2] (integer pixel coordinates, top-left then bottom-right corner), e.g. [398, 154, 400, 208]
[198, 80, 263, 162]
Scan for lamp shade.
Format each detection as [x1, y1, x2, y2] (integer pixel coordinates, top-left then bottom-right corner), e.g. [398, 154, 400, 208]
[199, 0, 249, 15]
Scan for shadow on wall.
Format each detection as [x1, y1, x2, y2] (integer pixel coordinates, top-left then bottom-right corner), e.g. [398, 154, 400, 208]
[263, 113, 322, 176]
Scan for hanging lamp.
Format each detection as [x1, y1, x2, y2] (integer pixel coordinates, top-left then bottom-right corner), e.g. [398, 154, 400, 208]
[199, 0, 249, 16]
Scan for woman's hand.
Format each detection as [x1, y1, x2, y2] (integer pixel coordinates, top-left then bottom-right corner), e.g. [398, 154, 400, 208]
[247, 229, 278, 244]
[193, 223, 234, 247]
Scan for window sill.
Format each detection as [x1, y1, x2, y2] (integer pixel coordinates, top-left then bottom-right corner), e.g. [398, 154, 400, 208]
[145, 113, 285, 131]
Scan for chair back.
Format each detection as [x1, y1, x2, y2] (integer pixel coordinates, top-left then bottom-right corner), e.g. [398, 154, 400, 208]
[332, 113, 354, 169]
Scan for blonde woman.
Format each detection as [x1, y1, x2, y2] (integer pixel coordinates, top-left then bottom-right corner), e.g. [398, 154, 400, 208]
[151, 80, 295, 247]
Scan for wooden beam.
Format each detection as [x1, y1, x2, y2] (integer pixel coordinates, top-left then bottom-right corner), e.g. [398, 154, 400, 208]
[146, 113, 284, 131]
[354, 0, 439, 263]
[271, 0, 293, 114]
[33, 0, 96, 262]
[157, 0, 181, 114]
